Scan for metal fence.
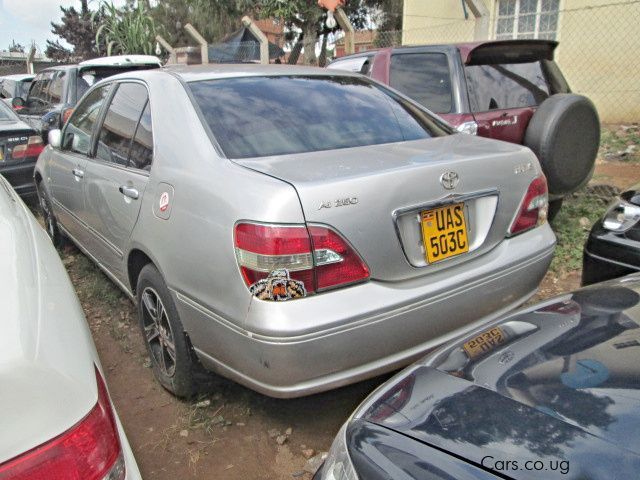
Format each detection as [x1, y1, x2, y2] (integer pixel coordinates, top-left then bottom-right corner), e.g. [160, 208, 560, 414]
[339, 0, 640, 123]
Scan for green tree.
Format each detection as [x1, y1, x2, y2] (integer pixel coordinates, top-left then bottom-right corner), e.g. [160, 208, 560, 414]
[149, 0, 247, 48]
[46, 0, 103, 61]
[95, 1, 159, 56]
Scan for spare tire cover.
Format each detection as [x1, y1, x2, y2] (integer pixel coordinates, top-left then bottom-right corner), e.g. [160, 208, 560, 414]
[524, 94, 600, 195]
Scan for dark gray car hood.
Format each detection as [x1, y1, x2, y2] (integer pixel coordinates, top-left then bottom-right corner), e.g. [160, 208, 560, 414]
[357, 276, 640, 479]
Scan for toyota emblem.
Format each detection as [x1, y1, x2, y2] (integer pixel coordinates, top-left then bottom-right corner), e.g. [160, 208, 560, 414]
[440, 171, 459, 190]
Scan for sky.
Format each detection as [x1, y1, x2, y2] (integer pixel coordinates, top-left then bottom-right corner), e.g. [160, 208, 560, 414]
[0, 0, 125, 54]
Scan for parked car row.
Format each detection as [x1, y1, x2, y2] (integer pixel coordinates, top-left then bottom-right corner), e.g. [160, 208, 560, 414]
[1, 40, 639, 480]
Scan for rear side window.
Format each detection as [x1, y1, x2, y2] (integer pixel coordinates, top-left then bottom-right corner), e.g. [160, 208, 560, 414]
[129, 102, 153, 170]
[189, 75, 447, 159]
[465, 61, 551, 112]
[0, 80, 12, 99]
[26, 72, 54, 112]
[96, 82, 149, 166]
[63, 85, 110, 156]
[389, 53, 453, 114]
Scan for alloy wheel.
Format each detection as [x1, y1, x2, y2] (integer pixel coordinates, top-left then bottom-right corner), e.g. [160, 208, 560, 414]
[141, 287, 177, 377]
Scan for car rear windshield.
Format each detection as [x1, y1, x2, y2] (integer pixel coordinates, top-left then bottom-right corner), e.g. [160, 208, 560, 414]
[188, 75, 450, 159]
[464, 60, 569, 112]
[0, 101, 17, 121]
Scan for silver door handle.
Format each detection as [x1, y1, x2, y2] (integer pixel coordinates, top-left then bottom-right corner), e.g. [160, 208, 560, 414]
[72, 168, 84, 178]
[119, 185, 139, 199]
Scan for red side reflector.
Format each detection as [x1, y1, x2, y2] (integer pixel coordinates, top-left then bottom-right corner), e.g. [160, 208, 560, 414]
[0, 367, 125, 480]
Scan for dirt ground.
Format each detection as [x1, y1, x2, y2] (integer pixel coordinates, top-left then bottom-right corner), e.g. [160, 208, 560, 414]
[59, 158, 640, 480]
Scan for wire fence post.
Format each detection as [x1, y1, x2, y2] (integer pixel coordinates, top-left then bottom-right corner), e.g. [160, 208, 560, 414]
[335, 7, 355, 55]
[184, 23, 209, 65]
[464, 0, 490, 40]
[26, 46, 36, 74]
[242, 16, 269, 65]
[155, 35, 177, 64]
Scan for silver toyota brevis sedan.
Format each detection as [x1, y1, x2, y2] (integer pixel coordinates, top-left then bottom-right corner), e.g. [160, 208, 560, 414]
[34, 65, 556, 398]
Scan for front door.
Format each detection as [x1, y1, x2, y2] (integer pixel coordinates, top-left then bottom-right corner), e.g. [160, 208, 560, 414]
[80, 82, 153, 278]
[48, 84, 111, 243]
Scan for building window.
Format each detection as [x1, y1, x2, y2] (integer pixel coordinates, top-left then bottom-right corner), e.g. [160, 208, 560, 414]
[495, 0, 560, 40]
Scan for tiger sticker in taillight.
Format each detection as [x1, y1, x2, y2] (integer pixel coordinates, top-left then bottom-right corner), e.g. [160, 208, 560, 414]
[249, 269, 307, 301]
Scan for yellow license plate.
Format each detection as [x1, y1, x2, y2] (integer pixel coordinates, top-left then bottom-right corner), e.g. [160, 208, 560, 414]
[421, 203, 469, 263]
[463, 327, 507, 359]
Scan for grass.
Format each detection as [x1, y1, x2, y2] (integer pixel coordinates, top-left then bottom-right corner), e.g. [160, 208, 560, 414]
[549, 189, 611, 275]
[599, 125, 640, 162]
[71, 253, 124, 309]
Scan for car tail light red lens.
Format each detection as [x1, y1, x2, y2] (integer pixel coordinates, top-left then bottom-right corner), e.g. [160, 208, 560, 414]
[509, 175, 549, 236]
[11, 136, 44, 160]
[234, 222, 369, 295]
[0, 367, 125, 480]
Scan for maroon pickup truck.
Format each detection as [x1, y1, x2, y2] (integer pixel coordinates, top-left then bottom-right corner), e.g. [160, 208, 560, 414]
[328, 40, 600, 218]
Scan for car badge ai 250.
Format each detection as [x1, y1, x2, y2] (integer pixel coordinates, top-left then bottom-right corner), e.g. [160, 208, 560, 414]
[440, 171, 459, 190]
[318, 197, 359, 210]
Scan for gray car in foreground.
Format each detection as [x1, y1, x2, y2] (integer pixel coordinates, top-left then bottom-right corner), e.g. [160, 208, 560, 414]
[0, 175, 140, 478]
[34, 65, 556, 398]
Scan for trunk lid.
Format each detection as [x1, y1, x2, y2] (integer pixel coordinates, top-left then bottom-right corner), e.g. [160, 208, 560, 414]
[234, 134, 541, 282]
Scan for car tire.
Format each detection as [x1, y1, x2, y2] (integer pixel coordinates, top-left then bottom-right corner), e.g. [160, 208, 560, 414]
[36, 181, 65, 247]
[136, 264, 203, 398]
[548, 198, 563, 222]
[524, 94, 600, 196]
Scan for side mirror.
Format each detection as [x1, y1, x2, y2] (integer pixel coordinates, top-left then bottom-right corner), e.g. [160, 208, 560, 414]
[11, 97, 24, 109]
[48, 129, 62, 149]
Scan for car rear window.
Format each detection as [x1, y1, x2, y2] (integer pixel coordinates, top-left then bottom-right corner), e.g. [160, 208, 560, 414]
[464, 61, 554, 112]
[389, 53, 453, 114]
[189, 75, 448, 159]
[0, 101, 17, 121]
[77, 65, 158, 99]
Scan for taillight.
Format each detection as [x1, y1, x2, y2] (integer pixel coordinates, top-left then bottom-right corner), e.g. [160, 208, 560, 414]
[508, 175, 549, 236]
[12, 136, 44, 160]
[234, 222, 369, 295]
[0, 367, 125, 480]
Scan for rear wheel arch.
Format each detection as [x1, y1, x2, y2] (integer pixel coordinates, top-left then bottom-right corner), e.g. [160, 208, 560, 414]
[127, 248, 154, 296]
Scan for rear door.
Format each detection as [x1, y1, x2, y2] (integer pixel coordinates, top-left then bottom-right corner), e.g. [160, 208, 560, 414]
[80, 81, 152, 277]
[48, 84, 111, 243]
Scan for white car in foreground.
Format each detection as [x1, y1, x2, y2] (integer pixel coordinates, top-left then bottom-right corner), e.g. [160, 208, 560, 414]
[0, 175, 140, 479]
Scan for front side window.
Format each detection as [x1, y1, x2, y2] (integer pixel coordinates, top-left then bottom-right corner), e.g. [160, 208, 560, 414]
[189, 75, 448, 159]
[96, 83, 149, 166]
[389, 53, 453, 113]
[48, 71, 66, 104]
[496, 0, 560, 40]
[63, 85, 110, 156]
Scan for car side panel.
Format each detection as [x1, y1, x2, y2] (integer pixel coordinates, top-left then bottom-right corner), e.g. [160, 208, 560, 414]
[125, 72, 306, 330]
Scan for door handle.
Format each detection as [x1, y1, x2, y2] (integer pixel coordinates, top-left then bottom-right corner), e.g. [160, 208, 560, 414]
[72, 168, 84, 178]
[119, 185, 139, 200]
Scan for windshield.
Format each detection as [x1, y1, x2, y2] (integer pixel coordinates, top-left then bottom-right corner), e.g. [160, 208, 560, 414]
[189, 75, 450, 159]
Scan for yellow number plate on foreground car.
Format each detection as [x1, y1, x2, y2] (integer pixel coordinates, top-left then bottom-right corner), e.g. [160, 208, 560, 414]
[463, 327, 506, 359]
[421, 203, 469, 263]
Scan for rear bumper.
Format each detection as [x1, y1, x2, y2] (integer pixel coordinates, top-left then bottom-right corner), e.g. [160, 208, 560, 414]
[0, 161, 37, 199]
[177, 224, 556, 397]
